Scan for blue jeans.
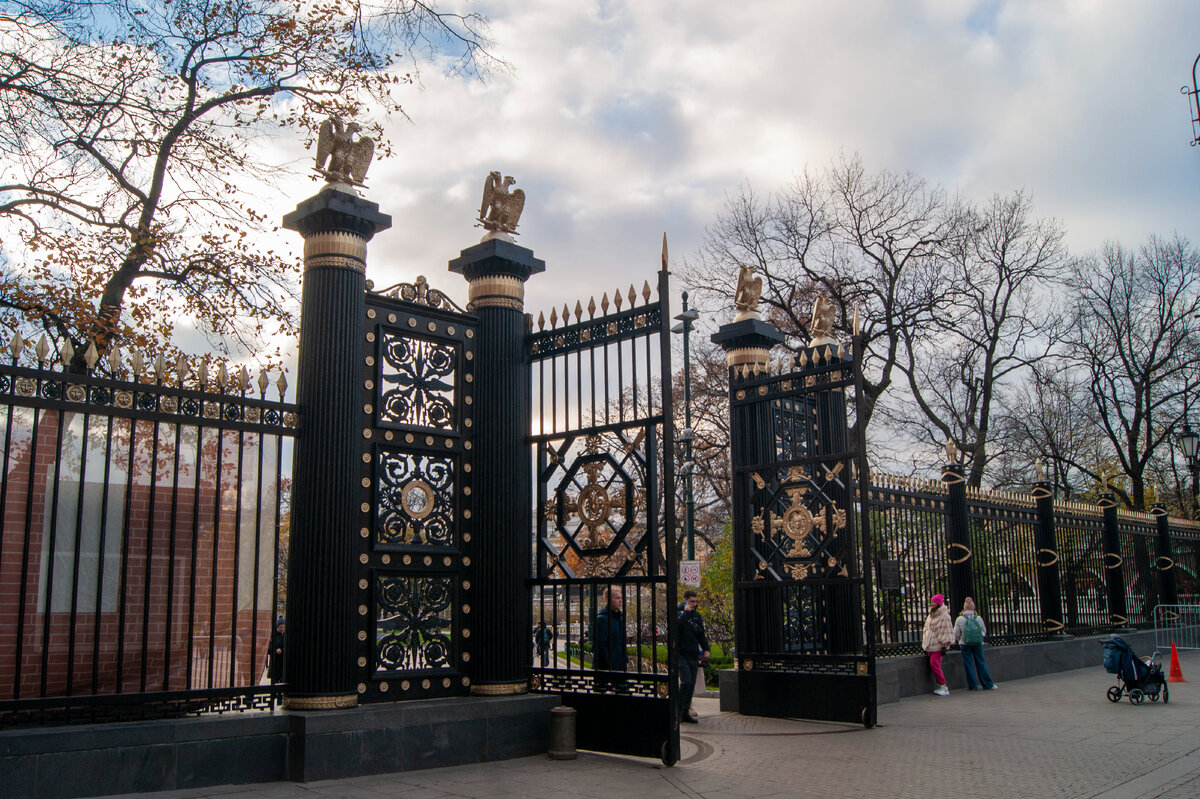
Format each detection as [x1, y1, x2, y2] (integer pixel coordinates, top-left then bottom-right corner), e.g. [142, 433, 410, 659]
[960, 644, 994, 689]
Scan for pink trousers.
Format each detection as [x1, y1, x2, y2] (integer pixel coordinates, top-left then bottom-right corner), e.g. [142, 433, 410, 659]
[928, 651, 946, 685]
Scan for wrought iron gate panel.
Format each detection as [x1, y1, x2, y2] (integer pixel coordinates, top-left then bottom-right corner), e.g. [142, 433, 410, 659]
[731, 344, 876, 727]
[357, 287, 475, 701]
[527, 271, 678, 764]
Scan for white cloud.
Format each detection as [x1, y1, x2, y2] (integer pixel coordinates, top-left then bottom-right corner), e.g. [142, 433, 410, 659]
[260, 0, 1200, 322]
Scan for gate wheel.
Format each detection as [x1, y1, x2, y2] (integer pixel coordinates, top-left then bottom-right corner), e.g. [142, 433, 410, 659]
[661, 741, 677, 767]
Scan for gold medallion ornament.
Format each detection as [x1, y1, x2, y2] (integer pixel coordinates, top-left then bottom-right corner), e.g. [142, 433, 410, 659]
[402, 479, 435, 521]
[782, 504, 814, 540]
[563, 451, 624, 549]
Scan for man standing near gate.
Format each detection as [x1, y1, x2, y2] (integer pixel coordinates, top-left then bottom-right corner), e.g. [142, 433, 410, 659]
[677, 589, 710, 723]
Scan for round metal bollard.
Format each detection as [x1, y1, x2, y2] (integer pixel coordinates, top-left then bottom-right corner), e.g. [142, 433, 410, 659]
[548, 705, 577, 760]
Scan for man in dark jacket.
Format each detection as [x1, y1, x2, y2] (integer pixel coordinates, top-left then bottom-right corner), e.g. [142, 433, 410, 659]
[534, 621, 555, 668]
[677, 589, 709, 723]
[592, 586, 626, 674]
[268, 618, 286, 683]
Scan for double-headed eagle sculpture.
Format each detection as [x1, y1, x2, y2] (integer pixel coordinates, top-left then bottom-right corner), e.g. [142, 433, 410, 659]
[478, 171, 526, 236]
[314, 116, 374, 186]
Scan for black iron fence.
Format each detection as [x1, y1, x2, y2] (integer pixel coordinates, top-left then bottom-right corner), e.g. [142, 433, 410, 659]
[0, 341, 295, 725]
[869, 470, 1200, 656]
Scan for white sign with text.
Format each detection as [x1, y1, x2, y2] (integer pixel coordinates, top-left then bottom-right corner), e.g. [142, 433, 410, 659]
[680, 559, 701, 586]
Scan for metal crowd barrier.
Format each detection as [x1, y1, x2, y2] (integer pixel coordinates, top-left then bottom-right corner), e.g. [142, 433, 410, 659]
[1154, 603, 1200, 651]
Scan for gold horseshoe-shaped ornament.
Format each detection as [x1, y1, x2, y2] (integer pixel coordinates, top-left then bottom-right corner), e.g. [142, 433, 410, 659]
[1155, 556, 1174, 571]
[947, 542, 972, 564]
[1111, 614, 1128, 625]
[1163, 610, 1180, 622]
[1044, 619, 1065, 632]
[1036, 548, 1059, 566]
[1103, 552, 1123, 569]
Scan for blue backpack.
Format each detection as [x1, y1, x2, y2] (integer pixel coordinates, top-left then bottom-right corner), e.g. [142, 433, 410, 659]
[961, 614, 984, 646]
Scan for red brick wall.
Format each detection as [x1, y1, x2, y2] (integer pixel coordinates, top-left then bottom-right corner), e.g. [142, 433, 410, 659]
[0, 413, 277, 699]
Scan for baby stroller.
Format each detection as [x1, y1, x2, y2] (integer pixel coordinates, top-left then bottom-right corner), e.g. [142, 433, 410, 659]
[1101, 635, 1168, 705]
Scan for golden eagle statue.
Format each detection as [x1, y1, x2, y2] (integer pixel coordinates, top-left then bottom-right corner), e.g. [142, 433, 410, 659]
[478, 171, 526, 236]
[314, 116, 374, 186]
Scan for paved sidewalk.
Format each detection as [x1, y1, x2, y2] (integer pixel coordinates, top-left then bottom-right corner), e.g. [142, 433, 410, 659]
[93, 650, 1200, 799]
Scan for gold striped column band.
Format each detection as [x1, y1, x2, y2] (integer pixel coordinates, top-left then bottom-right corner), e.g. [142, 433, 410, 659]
[470, 680, 529, 696]
[467, 275, 525, 311]
[283, 693, 358, 710]
[303, 231, 368, 273]
[725, 346, 770, 368]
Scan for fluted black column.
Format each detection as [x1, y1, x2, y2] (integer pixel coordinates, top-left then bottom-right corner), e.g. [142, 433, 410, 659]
[1098, 492, 1128, 627]
[1032, 479, 1065, 634]
[712, 318, 785, 659]
[281, 187, 391, 708]
[449, 238, 544, 694]
[941, 463, 974, 615]
[1151, 503, 1179, 606]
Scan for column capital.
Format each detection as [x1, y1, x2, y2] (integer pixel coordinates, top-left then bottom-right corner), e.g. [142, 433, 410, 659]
[711, 318, 785, 370]
[283, 186, 392, 240]
[711, 318, 786, 352]
[449, 239, 546, 312]
[448, 238, 546, 282]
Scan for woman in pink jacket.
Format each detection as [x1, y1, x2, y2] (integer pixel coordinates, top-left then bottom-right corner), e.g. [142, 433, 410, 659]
[921, 593, 955, 696]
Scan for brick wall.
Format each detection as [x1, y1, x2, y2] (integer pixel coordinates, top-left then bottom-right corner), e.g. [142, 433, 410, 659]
[0, 413, 277, 700]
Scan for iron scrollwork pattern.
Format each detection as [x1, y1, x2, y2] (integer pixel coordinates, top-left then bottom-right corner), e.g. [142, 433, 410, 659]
[374, 574, 456, 673]
[376, 449, 455, 547]
[378, 331, 457, 430]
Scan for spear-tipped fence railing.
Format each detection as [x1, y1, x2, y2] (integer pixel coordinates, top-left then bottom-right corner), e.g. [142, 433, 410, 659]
[867, 470, 1200, 656]
[0, 335, 296, 725]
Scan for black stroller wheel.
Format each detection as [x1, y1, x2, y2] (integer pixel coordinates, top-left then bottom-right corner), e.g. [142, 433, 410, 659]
[1162, 683, 1169, 704]
[1107, 686, 1123, 703]
[1129, 688, 1144, 705]
[1149, 689, 1160, 701]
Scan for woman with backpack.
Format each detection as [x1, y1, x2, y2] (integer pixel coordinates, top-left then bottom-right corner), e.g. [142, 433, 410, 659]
[953, 596, 997, 691]
[922, 594, 955, 696]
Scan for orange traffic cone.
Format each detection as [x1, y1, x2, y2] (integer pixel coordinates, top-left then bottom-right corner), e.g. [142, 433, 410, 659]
[1168, 642, 1187, 683]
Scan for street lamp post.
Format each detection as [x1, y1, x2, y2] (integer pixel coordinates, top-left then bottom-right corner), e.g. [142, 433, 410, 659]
[673, 292, 700, 560]
[1177, 423, 1200, 519]
[1183, 54, 1200, 148]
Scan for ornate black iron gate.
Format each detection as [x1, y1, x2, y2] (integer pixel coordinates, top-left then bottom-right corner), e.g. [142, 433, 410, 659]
[726, 339, 877, 727]
[526, 268, 679, 764]
[354, 282, 476, 702]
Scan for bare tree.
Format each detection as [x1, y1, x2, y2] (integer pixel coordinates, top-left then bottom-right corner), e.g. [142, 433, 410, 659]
[0, 0, 499, 368]
[993, 363, 1105, 497]
[1064, 235, 1200, 509]
[687, 153, 962, 434]
[890, 191, 1067, 486]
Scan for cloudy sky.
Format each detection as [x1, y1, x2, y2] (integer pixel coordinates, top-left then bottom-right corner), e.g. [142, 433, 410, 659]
[272, 0, 1200, 327]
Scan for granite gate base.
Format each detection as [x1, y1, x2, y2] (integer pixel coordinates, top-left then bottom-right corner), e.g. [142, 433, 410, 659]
[719, 630, 1163, 712]
[0, 694, 559, 799]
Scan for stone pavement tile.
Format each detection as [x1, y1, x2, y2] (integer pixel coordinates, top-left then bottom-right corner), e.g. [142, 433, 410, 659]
[82, 657, 1200, 799]
[1149, 771, 1200, 799]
